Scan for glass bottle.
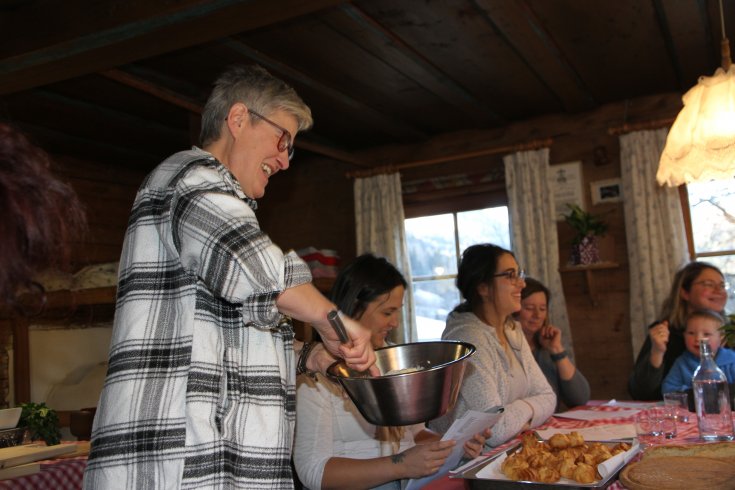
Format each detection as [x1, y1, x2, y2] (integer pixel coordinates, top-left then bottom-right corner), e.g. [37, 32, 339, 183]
[692, 339, 735, 441]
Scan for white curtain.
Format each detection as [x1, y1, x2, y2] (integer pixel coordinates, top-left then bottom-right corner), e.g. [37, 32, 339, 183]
[504, 148, 575, 358]
[354, 172, 416, 343]
[620, 129, 689, 356]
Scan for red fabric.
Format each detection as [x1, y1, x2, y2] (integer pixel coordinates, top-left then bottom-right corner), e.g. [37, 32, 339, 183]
[299, 253, 340, 266]
[423, 402, 727, 490]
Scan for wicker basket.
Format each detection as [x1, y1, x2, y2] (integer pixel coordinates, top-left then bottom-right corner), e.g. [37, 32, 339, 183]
[0, 427, 26, 448]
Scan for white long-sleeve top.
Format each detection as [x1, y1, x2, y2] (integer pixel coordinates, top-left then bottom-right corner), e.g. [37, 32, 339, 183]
[428, 311, 556, 447]
[294, 373, 424, 490]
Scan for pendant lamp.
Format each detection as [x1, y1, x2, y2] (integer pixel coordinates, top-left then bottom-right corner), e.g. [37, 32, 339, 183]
[657, 0, 735, 186]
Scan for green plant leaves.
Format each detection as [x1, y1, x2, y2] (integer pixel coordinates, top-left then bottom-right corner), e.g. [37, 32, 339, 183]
[19, 402, 61, 446]
[723, 314, 735, 348]
[563, 204, 608, 245]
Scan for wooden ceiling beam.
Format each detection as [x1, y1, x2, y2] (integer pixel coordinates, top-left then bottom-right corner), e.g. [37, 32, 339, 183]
[220, 38, 427, 141]
[102, 66, 371, 167]
[102, 69, 203, 114]
[0, 0, 348, 94]
[654, 0, 713, 90]
[473, 0, 596, 113]
[331, 4, 502, 126]
[16, 121, 164, 169]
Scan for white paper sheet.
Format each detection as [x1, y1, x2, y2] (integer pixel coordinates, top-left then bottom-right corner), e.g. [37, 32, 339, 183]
[602, 399, 659, 409]
[405, 408, 503, 490]
[536, 424, 637, 441]
[553, 409, 640, 421]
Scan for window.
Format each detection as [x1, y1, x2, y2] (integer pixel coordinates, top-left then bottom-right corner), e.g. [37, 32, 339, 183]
[686, 179, 735, 312]
[405, 206, 511, 340]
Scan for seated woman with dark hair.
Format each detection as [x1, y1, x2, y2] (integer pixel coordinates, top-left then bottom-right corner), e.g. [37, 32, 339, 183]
[294, 254, 489, 490]
[428, 244, 555, 447]
[629, 261, 729, 401]
[517, 277, 590, 410]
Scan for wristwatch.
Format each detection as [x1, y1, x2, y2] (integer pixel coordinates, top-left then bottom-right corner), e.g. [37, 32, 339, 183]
[550, 350, 568, 362]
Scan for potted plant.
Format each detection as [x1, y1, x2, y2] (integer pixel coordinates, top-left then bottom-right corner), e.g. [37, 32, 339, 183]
[19, 402, 61, 446]
[563, 204, 608, 265]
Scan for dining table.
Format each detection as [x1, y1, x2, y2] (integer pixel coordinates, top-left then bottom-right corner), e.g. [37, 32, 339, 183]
[0, 454, 86, 489]
[423, 400, 733, 490]
[0, 402, 729, 489]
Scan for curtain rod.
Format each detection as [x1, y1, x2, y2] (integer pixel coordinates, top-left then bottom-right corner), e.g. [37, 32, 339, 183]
[346, 137, 553, 179]
[607, 117, 674, 136]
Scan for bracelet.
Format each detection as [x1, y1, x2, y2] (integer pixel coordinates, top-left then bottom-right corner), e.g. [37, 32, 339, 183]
[296, 341, 318, 379]
[550, 350, 568, 362]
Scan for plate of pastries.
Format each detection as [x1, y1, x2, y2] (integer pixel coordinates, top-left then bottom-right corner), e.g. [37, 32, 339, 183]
[467, 431, 636, 488]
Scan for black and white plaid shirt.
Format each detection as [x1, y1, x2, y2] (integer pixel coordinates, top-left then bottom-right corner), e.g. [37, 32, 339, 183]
[84, 148, 312, 489]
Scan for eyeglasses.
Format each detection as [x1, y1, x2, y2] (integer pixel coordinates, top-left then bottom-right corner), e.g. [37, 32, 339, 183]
[248, 109, 295, 161]
[693, 280, 729, 292]
[494, 269, 526, 284]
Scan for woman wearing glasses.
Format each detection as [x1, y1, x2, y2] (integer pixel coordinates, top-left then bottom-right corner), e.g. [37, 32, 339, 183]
[517, 278, 590, 410]
[428, 244, 556, 447]
[629, 261, 730, 401]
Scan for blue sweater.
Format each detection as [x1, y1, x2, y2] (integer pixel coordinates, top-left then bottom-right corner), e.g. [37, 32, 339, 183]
[662, 347, 735, 393]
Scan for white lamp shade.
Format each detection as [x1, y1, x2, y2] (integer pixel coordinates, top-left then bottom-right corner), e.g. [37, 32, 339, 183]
[657, 64, 735, 186]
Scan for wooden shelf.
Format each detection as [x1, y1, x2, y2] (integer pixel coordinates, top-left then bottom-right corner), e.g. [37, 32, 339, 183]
[0, 286, 118, 321]
[559, 261, 619, 273]
[559, 261, 619, 305]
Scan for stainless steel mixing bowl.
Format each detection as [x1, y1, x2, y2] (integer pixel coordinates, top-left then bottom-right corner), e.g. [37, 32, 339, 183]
[327, 340, 475, 426]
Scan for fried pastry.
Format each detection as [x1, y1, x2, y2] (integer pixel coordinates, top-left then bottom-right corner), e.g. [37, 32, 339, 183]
[500, 432, 626, 484]
[573, 462, 597, 483]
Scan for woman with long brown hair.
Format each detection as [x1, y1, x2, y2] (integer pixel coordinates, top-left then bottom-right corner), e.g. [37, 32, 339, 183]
[428, 244, 555, 447]
[294, 254, 489, 490]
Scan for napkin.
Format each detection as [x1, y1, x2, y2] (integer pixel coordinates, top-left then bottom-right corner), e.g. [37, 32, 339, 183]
[553, 409, 640, 421]
[597, 441, 640, 479]
[536, 424, 637, 441]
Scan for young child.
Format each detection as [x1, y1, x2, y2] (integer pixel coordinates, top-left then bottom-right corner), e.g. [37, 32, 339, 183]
[662, 309, 735, 394]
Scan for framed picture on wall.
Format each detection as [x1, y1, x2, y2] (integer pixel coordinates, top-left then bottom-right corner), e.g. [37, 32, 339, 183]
[550, 161, 585, 221]
[590, 178, 622, 205]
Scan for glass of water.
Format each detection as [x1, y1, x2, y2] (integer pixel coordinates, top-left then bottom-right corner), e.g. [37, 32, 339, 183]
[636, 407, 677, 446]
[663, 391, 690, 423]
[635, 409, 663, 447]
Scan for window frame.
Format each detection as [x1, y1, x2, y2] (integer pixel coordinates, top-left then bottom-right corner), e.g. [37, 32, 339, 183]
[680, 185, 735, 260]
[405, 204, 511, 340]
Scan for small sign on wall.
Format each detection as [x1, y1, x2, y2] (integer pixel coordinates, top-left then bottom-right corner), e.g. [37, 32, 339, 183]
[590, 178, 623, 205]
[550, 161, 585, 221]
